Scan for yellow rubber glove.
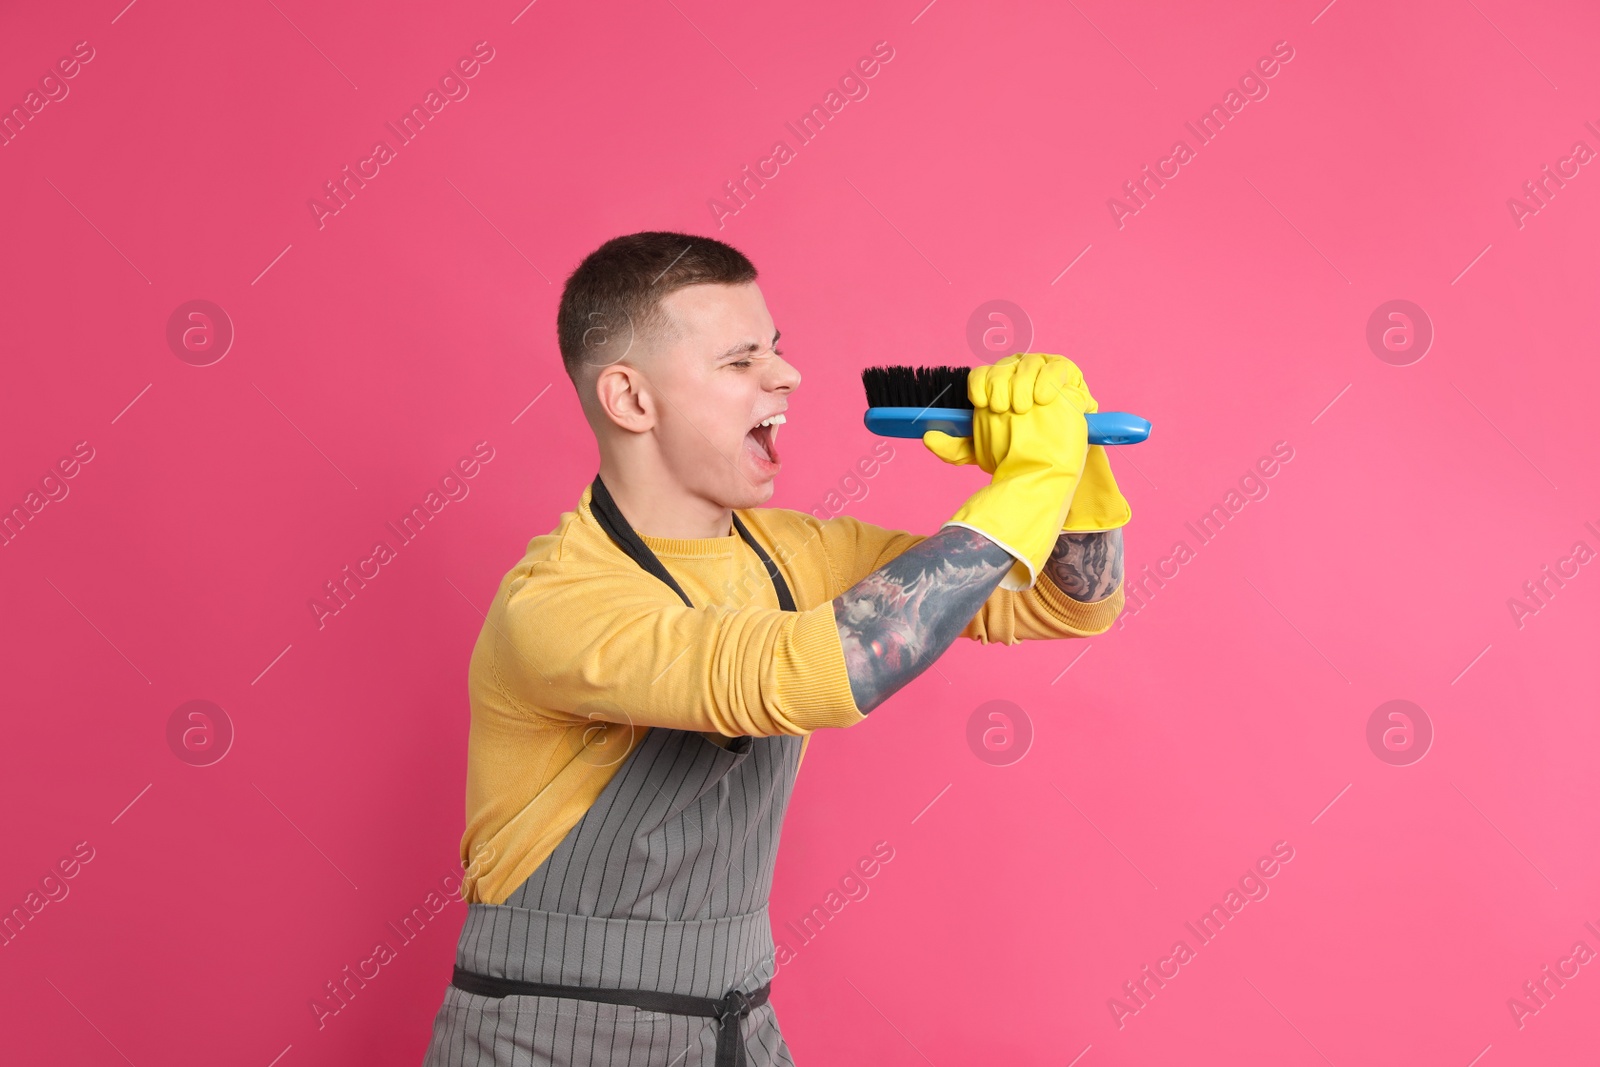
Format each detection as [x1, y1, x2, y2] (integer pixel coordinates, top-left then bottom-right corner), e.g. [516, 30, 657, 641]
[926, 354, 1090, 591]
[925, 353, 1131, 533]
[1062, 376, 1131, 532]
[1065, 445, 1131, 531]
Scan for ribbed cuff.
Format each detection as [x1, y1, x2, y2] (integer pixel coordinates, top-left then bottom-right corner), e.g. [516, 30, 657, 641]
[1034, 575, 1125, 634]
[775, 602, 867, 730]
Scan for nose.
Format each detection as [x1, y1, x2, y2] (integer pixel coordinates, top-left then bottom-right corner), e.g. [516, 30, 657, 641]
[769, 349, 800, 393]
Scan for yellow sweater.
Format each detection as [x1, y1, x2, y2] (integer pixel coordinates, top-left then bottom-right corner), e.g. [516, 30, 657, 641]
[459, 482, 1124, 904]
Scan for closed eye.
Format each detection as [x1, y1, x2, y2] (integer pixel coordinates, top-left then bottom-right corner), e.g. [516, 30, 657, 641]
[732, 347, 782, 368]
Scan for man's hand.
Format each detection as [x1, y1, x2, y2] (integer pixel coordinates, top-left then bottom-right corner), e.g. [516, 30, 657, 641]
[923, 353, 1092, 472]
[922, 353, 1132, 534]
[924, 354, 1092, 591]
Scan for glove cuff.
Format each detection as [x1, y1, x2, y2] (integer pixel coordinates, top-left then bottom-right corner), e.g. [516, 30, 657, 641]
[1062, 445, 1131, 532]
[1062, 500, 1132, 533]
[940, 521, 1036, 590]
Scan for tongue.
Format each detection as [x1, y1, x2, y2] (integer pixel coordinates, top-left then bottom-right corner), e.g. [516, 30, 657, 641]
[746, 425, 776, 463]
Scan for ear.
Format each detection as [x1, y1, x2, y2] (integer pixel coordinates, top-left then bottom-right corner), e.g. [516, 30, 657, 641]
[593, 363, 655, 433]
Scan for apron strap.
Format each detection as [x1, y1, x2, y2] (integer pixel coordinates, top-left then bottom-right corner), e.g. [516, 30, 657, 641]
[589, 473, 695, 608]
[452, 965, 770, 1067]
[731, 511, 796, 612]
[589, 473, 796, 612]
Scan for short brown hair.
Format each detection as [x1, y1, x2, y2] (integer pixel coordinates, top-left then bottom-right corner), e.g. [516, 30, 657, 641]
[556, 231, 758, 389]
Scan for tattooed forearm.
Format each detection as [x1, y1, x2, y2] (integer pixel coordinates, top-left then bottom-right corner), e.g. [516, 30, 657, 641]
[832, 526, 1014, 715]
[1044, 528, 1124, 602]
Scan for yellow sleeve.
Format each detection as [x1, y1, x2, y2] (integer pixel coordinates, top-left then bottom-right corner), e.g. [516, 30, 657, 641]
[804, 511, 926, 592]
[972, 568, 1125, 644]
[809, 512, 1124, 645]
[489, 560, 865, 737]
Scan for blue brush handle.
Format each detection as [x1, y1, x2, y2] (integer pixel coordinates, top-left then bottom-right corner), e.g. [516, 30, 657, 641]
[863, 407, 1151, 446]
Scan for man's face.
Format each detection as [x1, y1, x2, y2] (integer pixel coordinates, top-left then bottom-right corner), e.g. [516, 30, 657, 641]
[639, 281, 799, 509]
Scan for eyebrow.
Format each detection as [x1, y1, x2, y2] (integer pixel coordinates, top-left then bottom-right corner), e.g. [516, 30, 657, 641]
[719, 329, 781, 360]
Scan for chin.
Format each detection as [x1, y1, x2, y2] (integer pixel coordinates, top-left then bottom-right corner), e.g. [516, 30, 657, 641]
[727, 479, 776, 509]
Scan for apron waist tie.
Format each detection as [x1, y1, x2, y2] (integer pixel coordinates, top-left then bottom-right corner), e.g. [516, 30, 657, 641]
[452, 964, 771, 1067]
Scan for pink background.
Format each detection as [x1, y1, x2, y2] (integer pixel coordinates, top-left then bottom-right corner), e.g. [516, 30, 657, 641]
[3, 0, 1598, 1063]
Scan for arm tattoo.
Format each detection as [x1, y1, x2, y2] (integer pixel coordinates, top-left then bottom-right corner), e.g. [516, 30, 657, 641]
[832, 526, 1014, 715]
[1043, 528, 1124, 603]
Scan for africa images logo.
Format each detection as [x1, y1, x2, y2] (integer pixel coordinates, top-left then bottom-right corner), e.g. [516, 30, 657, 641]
[707, 41, 896, 228]
[1106, 40, 1296, 229]
[306, 42, 496, 229]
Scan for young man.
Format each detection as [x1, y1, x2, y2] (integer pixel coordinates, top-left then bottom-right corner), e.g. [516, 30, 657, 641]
[421, 232, 1129, 1067]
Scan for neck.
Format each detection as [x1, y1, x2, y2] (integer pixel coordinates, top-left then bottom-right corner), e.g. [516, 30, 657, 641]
[598, 454, 732, 540]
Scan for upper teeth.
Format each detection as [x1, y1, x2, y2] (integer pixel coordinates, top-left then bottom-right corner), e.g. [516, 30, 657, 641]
[758, 414, 786, 427]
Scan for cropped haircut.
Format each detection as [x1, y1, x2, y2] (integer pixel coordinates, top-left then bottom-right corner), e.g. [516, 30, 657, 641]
[556, 231, 758, 392]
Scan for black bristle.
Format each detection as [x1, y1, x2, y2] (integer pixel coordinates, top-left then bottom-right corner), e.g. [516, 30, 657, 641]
[860, 365, 975, 410]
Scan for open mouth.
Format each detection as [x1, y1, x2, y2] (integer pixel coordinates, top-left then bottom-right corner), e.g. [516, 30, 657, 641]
[744, 413, 785, 467]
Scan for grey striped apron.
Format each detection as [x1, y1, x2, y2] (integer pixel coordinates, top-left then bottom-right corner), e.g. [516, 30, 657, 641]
[422, 474, 804, 1067]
